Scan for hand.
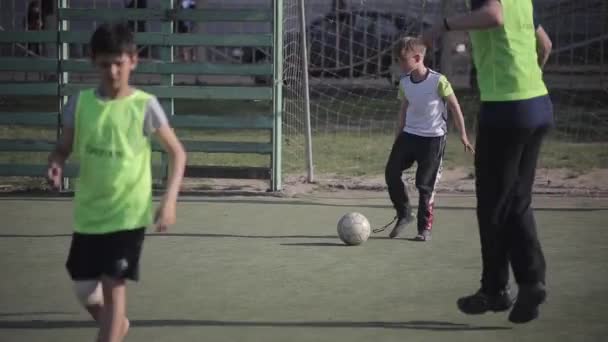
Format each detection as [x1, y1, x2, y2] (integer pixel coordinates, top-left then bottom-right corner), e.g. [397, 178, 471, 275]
[154, 199, 176, 232]
[421, 21, 445, 48]
[461, 135, 475, 154]
[47, 159, 63, 190]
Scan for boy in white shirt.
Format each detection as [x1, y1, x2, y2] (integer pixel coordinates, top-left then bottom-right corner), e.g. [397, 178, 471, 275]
[384, 37, 473, 241]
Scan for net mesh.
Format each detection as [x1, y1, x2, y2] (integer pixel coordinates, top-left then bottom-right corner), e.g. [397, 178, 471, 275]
[283, 0, 461, 178]
[282, 0, 310, 176]
[281, 0, 608, 194]
[0, 0, 606, 194]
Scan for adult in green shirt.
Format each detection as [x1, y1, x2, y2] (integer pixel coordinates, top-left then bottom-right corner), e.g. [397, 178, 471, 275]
[424, 0, 553, 324]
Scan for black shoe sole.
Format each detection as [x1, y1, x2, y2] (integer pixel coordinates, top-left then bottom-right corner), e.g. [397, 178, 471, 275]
[457, 298, 513, 315]
[508, 286, 547, 324]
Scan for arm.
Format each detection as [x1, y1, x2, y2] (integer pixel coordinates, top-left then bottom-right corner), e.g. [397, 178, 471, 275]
[445, 94, 474, 153]
[47, 96, 76, 189]
[47, 128, 74, 188]
[396, 99, 408, 139]
[444, 0, 503, 31]
[535, 25, 552, 68]
[423, 0, 503, 45]
[153, 125, 187, 231]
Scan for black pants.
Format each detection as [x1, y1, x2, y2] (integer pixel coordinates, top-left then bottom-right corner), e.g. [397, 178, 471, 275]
[475, 125, 549, 294]
[385, 132, 445, 231]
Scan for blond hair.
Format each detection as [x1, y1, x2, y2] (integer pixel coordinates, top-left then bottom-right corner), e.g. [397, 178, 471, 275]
[393, 36, 427, 60]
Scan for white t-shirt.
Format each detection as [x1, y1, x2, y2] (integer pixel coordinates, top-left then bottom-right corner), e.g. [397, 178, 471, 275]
[397, 69, 454, 137]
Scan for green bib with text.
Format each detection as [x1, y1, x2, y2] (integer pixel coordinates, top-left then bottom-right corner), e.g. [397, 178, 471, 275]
[469, 0, 548, 101]
[73, 89, 152, 234]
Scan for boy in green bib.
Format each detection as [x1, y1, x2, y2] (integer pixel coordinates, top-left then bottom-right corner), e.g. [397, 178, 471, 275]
[47, 23, 186, 342]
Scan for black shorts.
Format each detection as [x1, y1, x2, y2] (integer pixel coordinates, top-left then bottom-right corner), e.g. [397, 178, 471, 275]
[66, 228, 146, 281]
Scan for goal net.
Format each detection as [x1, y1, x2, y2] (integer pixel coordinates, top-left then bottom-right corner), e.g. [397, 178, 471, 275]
[282, 0, 608, 194]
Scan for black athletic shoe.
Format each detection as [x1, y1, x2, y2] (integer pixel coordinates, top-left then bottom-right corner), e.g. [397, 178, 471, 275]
[457, 288, 514, 315]
[389, 214, 415, 238]
[508, 283, 547, 324]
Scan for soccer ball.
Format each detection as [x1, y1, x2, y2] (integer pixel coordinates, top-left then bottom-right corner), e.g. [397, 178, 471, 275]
[337, 212, 371, 246]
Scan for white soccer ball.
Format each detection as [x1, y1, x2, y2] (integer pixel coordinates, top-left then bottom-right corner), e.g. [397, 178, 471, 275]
[337, 212, 371, 246]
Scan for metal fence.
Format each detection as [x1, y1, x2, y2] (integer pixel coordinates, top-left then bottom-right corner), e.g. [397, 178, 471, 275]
[0, 0, 285, 189]
[2, 0, 606, 89]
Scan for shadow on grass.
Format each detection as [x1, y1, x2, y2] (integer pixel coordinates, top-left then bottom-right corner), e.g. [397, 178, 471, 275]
[177, 199, 608, 211]
[0, 234, 72, 238]
[0, 312, 75, 317]
[280, 242, 347, 247]
[1, 196, 605, 212]
[0, 233, 396, 240]
[0, 319, 511, 331]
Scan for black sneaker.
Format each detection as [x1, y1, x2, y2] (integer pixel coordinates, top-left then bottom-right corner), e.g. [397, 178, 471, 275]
[508, 283, 547, 324]
[414, 229, 431, 241]
[389, 214, 415, 238]
[457, 288, 514, 315]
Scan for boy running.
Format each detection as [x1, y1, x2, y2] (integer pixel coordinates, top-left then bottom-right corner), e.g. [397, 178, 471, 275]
[47, 23, 187, 342]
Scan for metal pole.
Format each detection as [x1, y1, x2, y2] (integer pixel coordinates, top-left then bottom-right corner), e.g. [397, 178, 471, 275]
[439, 0, 452, 76]
[298, 0, 314, 183]
[600, 0, 606, 89]
[160, 0, 175, 185]
[555, 1, 561, 65]
[349, 11, 353, 78]
[59, 0, 70, 190]
[11, 0, 15, 57]
[272, 0, 284, 191]
[334, 0, 340, 71]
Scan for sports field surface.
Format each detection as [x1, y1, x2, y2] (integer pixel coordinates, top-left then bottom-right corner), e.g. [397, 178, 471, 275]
[1, 193, 607, 342]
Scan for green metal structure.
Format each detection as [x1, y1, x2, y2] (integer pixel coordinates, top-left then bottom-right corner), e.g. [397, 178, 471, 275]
[0, 1, 284, 191]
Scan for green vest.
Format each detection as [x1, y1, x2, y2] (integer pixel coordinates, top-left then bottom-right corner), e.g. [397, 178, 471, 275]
[469, 0, 548, 101]
[73, 89, 153, 234]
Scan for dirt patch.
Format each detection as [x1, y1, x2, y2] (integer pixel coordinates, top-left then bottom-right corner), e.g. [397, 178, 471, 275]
[174, 167, 608, 197]
[1, 168, 607, 197]
[281, 168, 608, 197]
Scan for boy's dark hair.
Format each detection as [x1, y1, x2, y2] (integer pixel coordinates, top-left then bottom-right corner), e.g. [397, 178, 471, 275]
[90, 23, 136, 57]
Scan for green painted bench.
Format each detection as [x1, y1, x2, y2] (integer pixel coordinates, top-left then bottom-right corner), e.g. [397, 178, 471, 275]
[0, 5, 278, 186]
